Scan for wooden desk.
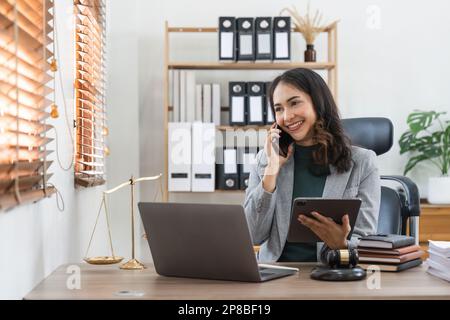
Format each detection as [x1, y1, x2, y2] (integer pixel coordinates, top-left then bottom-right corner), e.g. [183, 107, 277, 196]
[25, 262, 450, 300]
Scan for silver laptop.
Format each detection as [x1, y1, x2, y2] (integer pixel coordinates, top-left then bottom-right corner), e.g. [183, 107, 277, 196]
[138, 202, 297, 282]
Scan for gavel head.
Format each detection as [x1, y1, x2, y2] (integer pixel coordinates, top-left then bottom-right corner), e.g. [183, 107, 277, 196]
[325, 249, 359, 269]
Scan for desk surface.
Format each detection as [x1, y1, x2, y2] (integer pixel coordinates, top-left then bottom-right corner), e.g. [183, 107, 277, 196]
[25, 262, 450, 300]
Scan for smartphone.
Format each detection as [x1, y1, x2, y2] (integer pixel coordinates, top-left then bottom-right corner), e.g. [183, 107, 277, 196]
[271, 124, 294, 158]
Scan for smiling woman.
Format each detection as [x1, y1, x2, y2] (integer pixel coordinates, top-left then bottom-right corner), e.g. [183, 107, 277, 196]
[243, 68, 381, 263]
[269, 68, 353, 174]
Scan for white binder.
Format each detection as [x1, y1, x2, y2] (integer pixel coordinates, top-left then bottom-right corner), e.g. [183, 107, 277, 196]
[186, 71, 196, 122]
[229, 82, 246, 125]
[265, 82, 275, 124]
[273, 17, 291, 60]
[169, 70, 173, 121]
[195, 84, 203, 121]
[248, 82, 264, 124]
[255, 17, 272, 60]
[179, 71, 186, 122]
[224, 149, 238, 174]
[202, 84, 212, 122]
[219, 17, 236, 61]
[237, 18, 255, 61]
[266, 102, 275, 123]
[242, 151, 257, 173]
[191, 122, 215, 192]
[173, 70, 180, 122]
[168, 122, 191, 191]
[212, 84, 221, 126]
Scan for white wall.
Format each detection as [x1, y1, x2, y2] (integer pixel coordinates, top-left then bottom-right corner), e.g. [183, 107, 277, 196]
[105, 0, 142, 263]
[0, 0, 139, 299]
[137, 0, 450, 210]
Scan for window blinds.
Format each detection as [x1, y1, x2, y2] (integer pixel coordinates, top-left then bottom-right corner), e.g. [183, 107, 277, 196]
[0, 0, 55, 211]
[74, 0, 107, 187]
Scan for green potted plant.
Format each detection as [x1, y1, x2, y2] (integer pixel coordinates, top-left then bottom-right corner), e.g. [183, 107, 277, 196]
[399, 110, 450, 204]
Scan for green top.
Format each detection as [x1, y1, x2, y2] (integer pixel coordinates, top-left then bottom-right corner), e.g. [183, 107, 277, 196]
[278, 144, 329, 262]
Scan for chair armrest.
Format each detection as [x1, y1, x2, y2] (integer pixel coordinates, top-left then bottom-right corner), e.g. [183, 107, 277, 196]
[380, 175, 421, 217]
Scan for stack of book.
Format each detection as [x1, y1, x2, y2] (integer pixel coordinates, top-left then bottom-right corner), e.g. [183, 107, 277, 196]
[357, 234, 424, 272]
[426, 240, 450, 282]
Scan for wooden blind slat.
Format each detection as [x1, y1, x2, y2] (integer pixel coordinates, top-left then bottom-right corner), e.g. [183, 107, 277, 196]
[0, 172, 53, 193]
[78, 143, 104, 152]
[78, 170, 104, 176]
[0, 132, 53, 148]
[0, 159, 53, 173]
[78, 152, 103, 159]
[0, 149, 52, 165]
[0, 93, 51, 121]
[0, 81, 52, 110]
[78, 103, 104, 115]
[11, 0, 42, 25]
[0, 14, 52, 65]
[0, 186, 56, 211]
[0, 3, 44, 44]
[77, 160, 103, 167]
[78, 107, 106, 120]
[76, 133, 103, 144]
[78, 134, 104, 145]
[0, 65, 53, 95]
[0, 47, 52, 80]
[0, 115, 53, 134]
[0, 161, 53, 183]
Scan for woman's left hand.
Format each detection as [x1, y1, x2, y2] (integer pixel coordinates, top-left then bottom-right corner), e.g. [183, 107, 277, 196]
[298, 212, 351, 250]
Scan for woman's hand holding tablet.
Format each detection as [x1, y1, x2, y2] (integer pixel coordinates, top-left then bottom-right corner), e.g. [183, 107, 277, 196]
[287, 198, 362, 248]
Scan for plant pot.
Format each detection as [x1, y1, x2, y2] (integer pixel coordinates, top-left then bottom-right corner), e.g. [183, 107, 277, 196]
[304, 44, 316, 62]
[428, 176, 450, 204]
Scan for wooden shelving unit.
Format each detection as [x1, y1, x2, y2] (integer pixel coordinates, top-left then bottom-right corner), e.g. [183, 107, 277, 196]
[168, 62, 336, 70]
[216, 125, 271, 131]
[162, 20, 338, 201]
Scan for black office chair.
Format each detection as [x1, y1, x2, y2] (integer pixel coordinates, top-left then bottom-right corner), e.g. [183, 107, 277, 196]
[342, 117, 421, 245]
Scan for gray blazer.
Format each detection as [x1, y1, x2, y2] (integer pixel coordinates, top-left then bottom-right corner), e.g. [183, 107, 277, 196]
[243, 145, 381, 262]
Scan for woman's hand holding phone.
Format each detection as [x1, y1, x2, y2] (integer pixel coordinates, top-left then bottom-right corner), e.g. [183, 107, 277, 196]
[262, 123, 294, 193]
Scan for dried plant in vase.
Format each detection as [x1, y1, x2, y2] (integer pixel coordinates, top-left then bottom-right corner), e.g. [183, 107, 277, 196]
[280, 3, 337, 62]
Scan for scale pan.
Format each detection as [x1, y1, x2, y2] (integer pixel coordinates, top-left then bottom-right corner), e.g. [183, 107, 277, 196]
[84, 256, 124, 265]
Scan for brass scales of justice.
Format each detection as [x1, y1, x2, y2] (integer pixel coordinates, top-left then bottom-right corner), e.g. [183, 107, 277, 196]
[83, 174, 163, 270]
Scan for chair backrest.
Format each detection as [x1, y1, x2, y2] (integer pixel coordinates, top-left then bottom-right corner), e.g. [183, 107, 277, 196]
[378, 187, 403, 235]
[341, 117, 393, 156]
[342, 117, 403, 235]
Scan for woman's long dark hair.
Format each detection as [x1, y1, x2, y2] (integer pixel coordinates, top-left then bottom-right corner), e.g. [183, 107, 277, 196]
[269, 68, 352, 173]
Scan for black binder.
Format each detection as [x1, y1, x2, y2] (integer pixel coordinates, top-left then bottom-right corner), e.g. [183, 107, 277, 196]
[236, 17, 255, 61]
[238, 147, 259, 190]
[273, 16, 291, 60]
[216, 148, 239, 190]
[255, 17, 273, 60]
[229, 82, 247, 126]
[218, 17, 236, 61]
[247, 82, 265, 125]
[264, 82, 275, 124]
